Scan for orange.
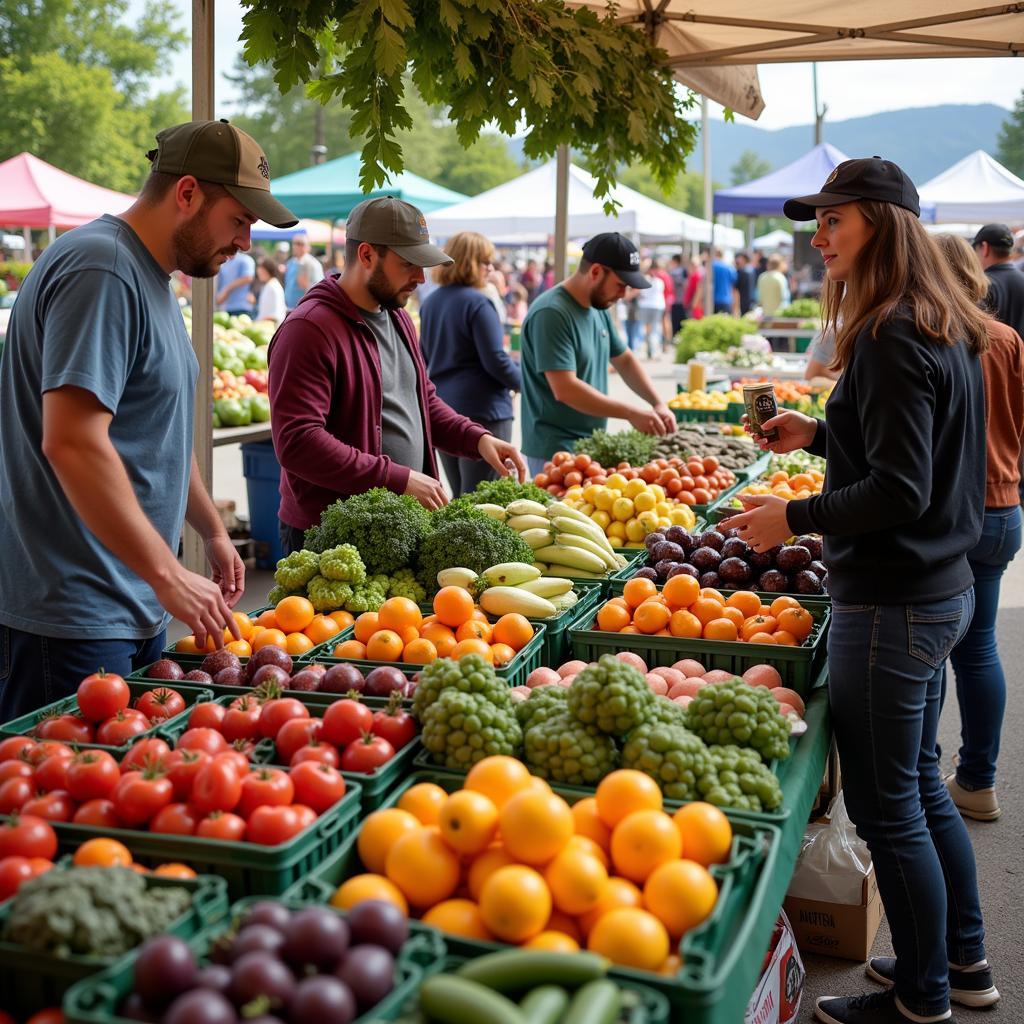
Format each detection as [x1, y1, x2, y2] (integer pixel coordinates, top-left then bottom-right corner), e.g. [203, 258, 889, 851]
[332, 639, 367, 659]
[385, 828, 461, 908]
[396, 625, 421, 646]
[479, 865, 552, 943]
[571, 797, 612, 852]
[331, 873, 409, 915]
[595, 770, 663, 829]
[545, 846, 609, 915]
[611, 810, 683, 884]
[255, 608, 278, 629]
[397, 781, 448, 826]
[328, 609, 355, 631]
[433, 586, 476, 628]
[605, 596, 630, 612]
[672, 802, 733, 867]
[253, 628, 287, 651]
[643, 859, 718, 939]
[366, 629, 405, 662]
[467, 846, 516, 901]
[699, 587, 726, 604]
[662, 573, 700, 608]
[174, 635, 206, 655]
[597, 602, 632, 632]
[304, 614, 342, 645]
[691, 596, 726, 626]
[620, 625, 641, 634]
[726, 591, 762, 619]
[232, 612, 255, 641]
[439, 790, 499, 856]
[421, 622, 458, 657]
[669, 609, 703, 638]
[358, 808, 422, 874]
[545, 910, 583, 943]
[422, 899, 494, 941]
[284, 632, 315, 656]
[491, 614, 534, 652]
[465, 756, 532, 809]
[152, 863, 197, 879]
[634, 602, 671, 635]
[718, 606, 745, 628]
[403, 637, 438, 664]
[499, 789, 574, 864]
[377, 597, 423, 633]
[489, 643, 516, 666]
[622, 577, 658, 609]
[562, 834, 609, 869]
[588, 907, 670, 972]
[524, 930, 580, 952]
[275, 595, 315, 633]
[703, 618, 739, 642]
[225, 639, 253, 658]
[73, 837, 132, 868]
[769, 595, 801, 618]
[741, 615, 777, 641]
[577, 876, 643, 938]
[777, 606, 813, 641]
[452, 638, 493, 662]
[456, 619, 493, 644]
[772, 630, 798, 646]
[354, 612, 381, 644]
[749, 632, 778, 645]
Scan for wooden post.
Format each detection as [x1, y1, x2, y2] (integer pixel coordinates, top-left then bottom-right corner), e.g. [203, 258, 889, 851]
[554, 144, 570, 282]
[702, 97, 715, 318]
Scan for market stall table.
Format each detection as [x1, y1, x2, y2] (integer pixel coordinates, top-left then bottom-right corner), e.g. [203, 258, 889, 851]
[211, 423, 272, 448]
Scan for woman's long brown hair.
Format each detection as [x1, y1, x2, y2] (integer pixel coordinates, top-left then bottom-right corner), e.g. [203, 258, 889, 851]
[820, 201, 990, 371]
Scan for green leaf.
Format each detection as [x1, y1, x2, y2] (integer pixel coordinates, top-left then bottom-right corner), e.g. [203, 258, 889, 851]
[375, 20, 407, 77]
[438, 0, 461, 31]
[380, 0, 415, 30]
[510, 41, 531, 81]
[452, 42, 473, 81]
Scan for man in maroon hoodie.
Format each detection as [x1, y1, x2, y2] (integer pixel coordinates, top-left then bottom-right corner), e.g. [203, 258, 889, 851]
[269, 197, 526, 553]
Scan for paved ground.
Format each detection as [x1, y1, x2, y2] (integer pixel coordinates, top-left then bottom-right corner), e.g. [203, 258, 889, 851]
[205, 347, 1021, 1020]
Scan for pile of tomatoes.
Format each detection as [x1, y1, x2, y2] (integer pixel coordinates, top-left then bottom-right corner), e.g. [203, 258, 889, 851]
[0, 812, 57, 901]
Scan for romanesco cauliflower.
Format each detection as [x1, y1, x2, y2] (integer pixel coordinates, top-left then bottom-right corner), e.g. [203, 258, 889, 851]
[621, 722, 714, 802]
[515, 685, 568, 731]
[267, 584, 302, 606]
[344, 579, 388, 613]
[412, 654, 511, 721]
[567, 654, 653, 737]
[699, 744, 783, 812]
[388, 569, 426, 603]
[274, 550, 320, 591]
[685, 677, 792, 762]
[319, 545, 366, 584]
[421, 689, 522, 770]
[523, 710, 617, 786]
[306, 576, 354, 612]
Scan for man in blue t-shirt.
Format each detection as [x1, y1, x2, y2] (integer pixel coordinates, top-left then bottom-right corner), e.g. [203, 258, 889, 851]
[0, 120, 298, 719]
[215, 250, 256, 315]
[710, 249, 737, 315]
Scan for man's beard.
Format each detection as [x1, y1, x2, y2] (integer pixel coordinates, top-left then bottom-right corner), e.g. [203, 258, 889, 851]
[367, 262, 409, 309]
[172, 208, 232, 278]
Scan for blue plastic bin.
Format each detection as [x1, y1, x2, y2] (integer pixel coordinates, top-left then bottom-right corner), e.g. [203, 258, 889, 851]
[241, 440, 284, 569]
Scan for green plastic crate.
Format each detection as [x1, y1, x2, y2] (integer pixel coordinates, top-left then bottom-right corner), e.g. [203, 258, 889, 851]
[0, 869, 228, 1018]
[569, 591, 831, 696]
[62, 894, 445, 1024]
[532, 581, 604, 666]
[0, 680, 215, 754]
[52, 782, 363, 901]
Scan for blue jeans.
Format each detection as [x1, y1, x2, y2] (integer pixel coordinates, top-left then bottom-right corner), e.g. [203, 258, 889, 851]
[828, 591, 986, 1017]
[625, 319, 643, 353]
[947, 505, 1022, 789]
[0, 626, 167, 722]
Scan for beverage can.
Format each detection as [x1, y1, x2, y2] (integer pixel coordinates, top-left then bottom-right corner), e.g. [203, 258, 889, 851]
[688, 361, 707, 392]
[743, 383, 780, 442]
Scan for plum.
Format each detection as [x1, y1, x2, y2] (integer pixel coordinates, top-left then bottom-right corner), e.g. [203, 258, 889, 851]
[183, 669, 214, 684]
[668, 563, 699, 580]
[214, 667, 245, 688]
[747, 549, 774, 572]
[653, 560, 680, 581]
[634, 566, 660, 583]
[251, 664, 290, 690]
[698, 530, 726, 552]
[690, 546, 722, 571]
[794, 534, 823, 560]
[793, 570, 824, 595]
[644, 531, 666, 552]
[288, 669, 323, 693]
[718, 557, 753, 584]
[201, 649, 241, 678]
[720, 537, 750, 561]
[651, 541, 685, 564]
[699, 571, 722, 590]
[663, 526, 692, 549]
[364, 667, 407, 697]
[776, 545, 811, 572]
[809, 560, 828, 579]
[321, 664, 365, 694]
[148, 659, 185, 682]
[250, 645, 294, 676]
[758, 570, 789, 593]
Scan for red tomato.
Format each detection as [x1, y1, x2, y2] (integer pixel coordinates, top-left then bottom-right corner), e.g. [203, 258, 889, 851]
[245, 804, 303, 846]
[77, 669, 130, 722]
[340, 733, 395, 774]
[0, 761, 33, 784]
[0, 736, 35, 763]
[0, 814, 58, 860]
[112, 771, 173, 826]
[221, 698, 262, 743]
[26, 1010, 64, 1024]
[21, 790, 75, 822]
[32, 751, 74, 793]
[35, 714, 93, 745]
[176, 727, 228, 757]
[120, 737, 171, 774]
[289, 741, 340, 769]
[72, 798, 122, 828]
[195, 811, 246, 841]
[0, 777, 34, 814]
[292, 804, 317, 831]
[191, 756, 242, 814]
[65, 751, 121, 802]
[135, 687, 186, 723]
[371, 705, 417, 751]
[258, 698, 309, 740]
[321, 699, 374, 749]
[237, 768, 294, 820]
[25, 741, 73, 767]
[188, 702, 226, 730]
[95, 711, 149, 747]
[274, 717, 323, 765]
[289, 761, 345, 814]
[219, 747, 251, 776]
[163, 749, 211, 802]
[0, 855, 35, 900]
[149, 802, 200, 836]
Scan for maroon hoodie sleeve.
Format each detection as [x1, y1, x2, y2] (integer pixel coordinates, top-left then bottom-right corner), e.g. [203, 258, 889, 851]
[269, 317, 412, 494]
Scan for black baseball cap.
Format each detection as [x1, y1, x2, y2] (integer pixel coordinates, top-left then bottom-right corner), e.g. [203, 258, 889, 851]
[581, 232, 650, 288]
[972, 224, 1014, 250]
[783, 157, 920, 223]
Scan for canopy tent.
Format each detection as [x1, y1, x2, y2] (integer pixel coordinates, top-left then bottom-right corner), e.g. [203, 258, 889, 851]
[752, 229, 793, 249]
[250, 218, 346, 245]
[427, 160, 745, 248]
[0, 152, 135, 229]
[269, 153, 469, 222]
[918, 150, 1024, 223]
[714, 143, 851, 216]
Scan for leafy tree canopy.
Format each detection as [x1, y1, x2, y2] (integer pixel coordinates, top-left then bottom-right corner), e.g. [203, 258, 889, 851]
[730, 149, 772, 186]
[996, 89, 1024, 178]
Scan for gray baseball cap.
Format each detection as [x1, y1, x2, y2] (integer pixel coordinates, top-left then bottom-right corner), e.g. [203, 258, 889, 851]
[345, 197, 453, 267]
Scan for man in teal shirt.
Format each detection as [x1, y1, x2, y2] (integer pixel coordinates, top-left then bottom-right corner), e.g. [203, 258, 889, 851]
[520, 233, 675, 472]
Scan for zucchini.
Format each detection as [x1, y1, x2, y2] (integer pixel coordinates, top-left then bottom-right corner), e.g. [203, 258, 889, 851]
[419, 975, 526, 1024]
[563, 979, 622, 1024]
[518, 985, 570, 1024]
[455, 949, 608, 993]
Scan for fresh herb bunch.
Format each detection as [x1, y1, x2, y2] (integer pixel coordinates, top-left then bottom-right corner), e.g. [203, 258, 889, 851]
[465, 476, 551, 507]
[573, 428, 658, 468]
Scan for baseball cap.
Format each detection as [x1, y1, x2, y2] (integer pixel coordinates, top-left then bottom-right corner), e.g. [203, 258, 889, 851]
[147, 119, 298, 228]
[581, 232, 650, 288]
[972, 224, 1014, 250]
[345, 197, 452, 268]
[783, 157, 920, 222]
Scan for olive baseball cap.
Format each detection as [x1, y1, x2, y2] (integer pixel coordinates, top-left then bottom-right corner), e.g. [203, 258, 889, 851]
[783, 156, 920, 222]
[147, 119, 298, 228]
[345, 197, 453, 267]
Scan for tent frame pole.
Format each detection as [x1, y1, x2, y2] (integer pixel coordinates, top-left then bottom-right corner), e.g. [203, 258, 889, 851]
[702, 97, 715, 318]
[554, 144, 570, 282]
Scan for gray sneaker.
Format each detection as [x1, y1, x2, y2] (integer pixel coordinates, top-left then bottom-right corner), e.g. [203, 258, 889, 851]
[944, 774, 1000, 821]
[866, 956, 1000, 1008]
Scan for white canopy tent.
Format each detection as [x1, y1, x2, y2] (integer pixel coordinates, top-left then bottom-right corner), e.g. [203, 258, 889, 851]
[427, 160, 744, 248]
[918, 150, 1024, 224]
[752, 229, 794, 249]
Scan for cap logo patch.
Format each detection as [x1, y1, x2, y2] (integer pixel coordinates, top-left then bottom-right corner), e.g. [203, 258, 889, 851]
[824, 168, 839, 186]
[417, 215, 428, 238]
[258, 156, 270, 180]
[629, 251, 640, 267]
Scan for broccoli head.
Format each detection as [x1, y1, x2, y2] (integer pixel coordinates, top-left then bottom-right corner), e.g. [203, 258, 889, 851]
[319, 544, 367, 584]
[700, 744, 783, 812]
[515, 685, 568, 731]
[274, 549, 321, 591]
[523, 710, 617, 786]
[621, 722, 714, 802]
[344, 579, 388, 613]
[306, 575, 354, 612]
[388, 569, 426, 604]
[414, 517, 535, 595]
[685, 678, 792, 763]
[421, 689, 523, 770]
[412, 654, 511, 721]
[566, 654, 653, 737]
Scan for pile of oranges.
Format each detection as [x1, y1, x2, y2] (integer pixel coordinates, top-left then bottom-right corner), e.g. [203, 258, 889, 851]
[735, 468, 824, 504]
[595, 576, 815, 646]
[331, 758, 727, 973]
[330, 588, 536, 667]
[174, 596, 352, 658]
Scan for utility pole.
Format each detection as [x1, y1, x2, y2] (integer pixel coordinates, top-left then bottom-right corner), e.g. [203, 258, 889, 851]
[311, 105, 327, 165]
[812, 63, 827, 146]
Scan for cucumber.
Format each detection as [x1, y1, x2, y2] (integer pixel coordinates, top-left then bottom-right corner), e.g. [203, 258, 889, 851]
[419, 975, 526, 1024]
[519, 985, 570, 1024]
[455, 949, 608, 993]
[563, 979, 622, 1024]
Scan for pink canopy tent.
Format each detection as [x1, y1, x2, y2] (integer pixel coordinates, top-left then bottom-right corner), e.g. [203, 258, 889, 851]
[0, 152, 135, 229]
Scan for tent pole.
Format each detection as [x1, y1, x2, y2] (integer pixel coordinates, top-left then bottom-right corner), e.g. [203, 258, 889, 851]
[185, 0, 216, 576]
[47, 225, 56, 247]
[554, 144, 570, 281]
[702, 97, 715, 317]
[22, 227, 32, 263]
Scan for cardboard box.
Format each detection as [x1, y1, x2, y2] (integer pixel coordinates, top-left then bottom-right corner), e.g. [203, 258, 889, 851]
[784, 869, 883, 961]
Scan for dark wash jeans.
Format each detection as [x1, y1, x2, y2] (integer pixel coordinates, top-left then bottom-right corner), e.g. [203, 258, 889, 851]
[947, 505, 1022, 789]
[279, 521, 307, 558]
[828, 590, 986, 1017]
[0, 625, 167, 721]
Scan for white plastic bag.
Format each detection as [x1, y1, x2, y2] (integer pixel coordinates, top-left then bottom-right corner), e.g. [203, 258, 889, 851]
[786, 792, 872, 904]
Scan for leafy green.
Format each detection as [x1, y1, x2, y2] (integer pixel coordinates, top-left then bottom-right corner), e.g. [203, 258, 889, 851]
[573, 429, 657, 468]
[673, 315, 753, 365]
[466, 477, 551, 507]
[776, 299, 821, 319]
[414, 517, 534, 594]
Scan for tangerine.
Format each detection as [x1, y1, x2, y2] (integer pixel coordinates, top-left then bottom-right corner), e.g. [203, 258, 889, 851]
[252, 628, 287, 651]
[403, 638, 438, 663]
[456, 619, 493, 644]
[703, 618, 739, 641]
[634, 602, 671, 634]
[622, 577, 658, 609]
[73, 837, 132, 868]
[597, 602, 632, 632]
[769, 595, 801, 618]
[595, 770, 662, 829]
[570, 797, 612, 852]
[725, 591, 762, 619]
[331, 874, 408, 915]
[669, 609, 703, 638]
[332, 639, 367, 659]
[643, 859, 718, 939]
[672, 802, 733, 866]
[467, 846, 515, 901]
[491, 614, 534, 652]
[255, 609, 278, 629]
[741, 615, 777, 641]
[499, 789, 574, 864]
[354, 612, 381, 644]
[465, 755, 532, 809]
[422, 899, 493, 941]
[433, 586, 476, 628]
[524, 930, 580, 952]
[588, 907, 670, 972]
[577, 876, 643, 938]
[284, 632, 315, 656]
[358, 808, 422, 874]
[438, 790, 499, 856]
[327, 609, 355, 631]
[489, 643, 516, 667]
[611, 810, 683, 884]
[225, 639, 252, 658]
[662, 573, 700, 608]
[777, 606, 813, 640]
[275, 595, 315, 633]
[544, 846, 609, 915]
[479, 865, 552, 943]
[397, 781, 448, 826]
[304, 614, 342, 645]
[385, 828, 461, 908]
[452, 638, 493, 662]
[691, 596, 726, 626]
[421, 622, 458, 657]
[377, 597, 423, 633]
[366, 629, 405, 662]
[232, 612, 255, 641]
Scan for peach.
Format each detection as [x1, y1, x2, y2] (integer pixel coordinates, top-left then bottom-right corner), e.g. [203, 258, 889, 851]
[645, 673, 669, 696]
[615, 651, 648, 674]
[557, 660, 589, 678]
[671, 658, 706, 678]
[743, 664, 783, 689]
[527, 667, 562, 689]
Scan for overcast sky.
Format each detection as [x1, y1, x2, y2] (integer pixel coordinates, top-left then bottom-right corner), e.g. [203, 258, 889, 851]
[147, 0, 1023, 130]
